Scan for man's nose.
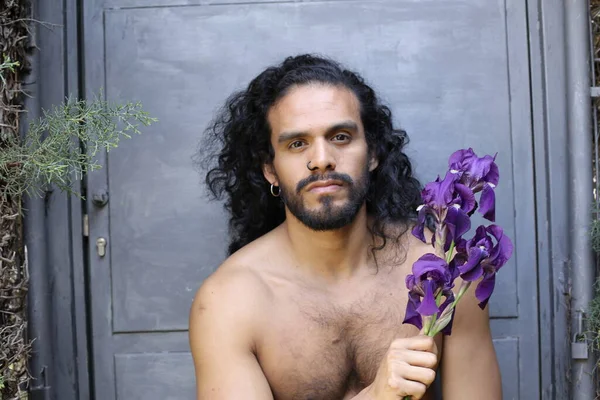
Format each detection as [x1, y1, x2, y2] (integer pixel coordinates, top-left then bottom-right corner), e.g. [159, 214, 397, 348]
[309, 139, 337, 171]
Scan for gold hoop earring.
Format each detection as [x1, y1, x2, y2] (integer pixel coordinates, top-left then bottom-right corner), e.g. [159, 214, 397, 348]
[270, 184, 280, 197]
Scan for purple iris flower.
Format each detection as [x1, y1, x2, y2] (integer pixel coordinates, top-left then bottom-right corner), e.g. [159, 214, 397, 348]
[421, 171, 457, 211]
[448, 148, 499, 221]
[404, 148, 512, 343]
[454, 225, 513, 309]
[412, 171, 473, 249]
[403, 254, 457, 333]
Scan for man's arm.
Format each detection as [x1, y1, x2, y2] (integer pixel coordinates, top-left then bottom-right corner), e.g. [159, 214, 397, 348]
[441, 279, 502, 399]
[189, 269, 274, 400]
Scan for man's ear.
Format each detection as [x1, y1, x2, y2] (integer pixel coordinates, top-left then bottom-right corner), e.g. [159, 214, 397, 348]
[368, 153, 379, 172]
[262, 162, 278, 186]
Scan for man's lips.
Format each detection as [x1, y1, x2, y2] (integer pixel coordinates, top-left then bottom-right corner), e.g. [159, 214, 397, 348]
[306, 180, 344, 193]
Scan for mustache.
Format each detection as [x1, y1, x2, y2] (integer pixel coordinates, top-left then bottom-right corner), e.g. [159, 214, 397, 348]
[296, 172, 354, 193]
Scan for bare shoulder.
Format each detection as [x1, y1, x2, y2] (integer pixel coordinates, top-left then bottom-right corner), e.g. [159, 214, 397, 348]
[188, 238, 279, 399]
[190, 257, 271, 328]
[189, 229, 282, 333]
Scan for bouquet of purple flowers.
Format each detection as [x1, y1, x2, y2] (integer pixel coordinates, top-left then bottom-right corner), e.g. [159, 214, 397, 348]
[403, 148, 513, 338]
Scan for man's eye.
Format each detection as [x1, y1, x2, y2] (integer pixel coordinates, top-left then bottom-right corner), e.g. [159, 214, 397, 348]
[289, 141, 304, 149]
[332, 134, 351, 142]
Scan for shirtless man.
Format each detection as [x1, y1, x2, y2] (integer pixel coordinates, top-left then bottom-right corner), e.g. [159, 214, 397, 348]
[189, 55, 502, 400]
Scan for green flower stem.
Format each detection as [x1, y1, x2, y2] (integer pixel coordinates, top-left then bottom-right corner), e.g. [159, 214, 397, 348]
[426, 315, 437, 336]
[435, 291, 444, 306]
[452, 280, 472, 308]
[422, 315, 434, 335]
[446, 241, 455, 263]
[404, 244, 463, 399]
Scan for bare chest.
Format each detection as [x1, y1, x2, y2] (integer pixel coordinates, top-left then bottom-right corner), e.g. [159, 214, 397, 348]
[256, 283, 426, 400]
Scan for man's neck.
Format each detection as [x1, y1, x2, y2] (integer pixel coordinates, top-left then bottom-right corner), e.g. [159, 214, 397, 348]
[282, 206, 372, 280]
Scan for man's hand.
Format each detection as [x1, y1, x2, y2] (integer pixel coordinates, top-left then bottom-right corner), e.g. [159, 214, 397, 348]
[367, 334, 438, 400]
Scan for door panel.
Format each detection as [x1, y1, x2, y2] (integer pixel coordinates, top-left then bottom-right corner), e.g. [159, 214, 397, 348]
[84, 1, 538, 399]
[115, 353, 196, 399]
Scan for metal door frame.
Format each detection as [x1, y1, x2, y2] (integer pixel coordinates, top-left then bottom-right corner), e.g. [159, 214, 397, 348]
[527, 0, 572, 398]
[24, 0, 90, 399]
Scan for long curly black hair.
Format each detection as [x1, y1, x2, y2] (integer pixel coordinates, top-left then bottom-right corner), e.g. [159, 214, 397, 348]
[198, 54, 423, 256]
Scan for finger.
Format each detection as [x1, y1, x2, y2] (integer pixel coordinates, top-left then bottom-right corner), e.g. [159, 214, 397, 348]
[396, 364, 437, 387]
[426, 337, 438, 356]
[390, 349, 438, 369]
[404, 335, 436, 352]
[389, 378, 427, 399]
[390, 336, 434, 352]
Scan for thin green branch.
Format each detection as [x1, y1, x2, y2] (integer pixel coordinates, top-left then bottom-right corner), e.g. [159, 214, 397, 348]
[0, 93, 157, 199]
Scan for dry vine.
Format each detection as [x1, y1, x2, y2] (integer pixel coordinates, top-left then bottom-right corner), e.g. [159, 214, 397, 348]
[0, 0, 33, 398]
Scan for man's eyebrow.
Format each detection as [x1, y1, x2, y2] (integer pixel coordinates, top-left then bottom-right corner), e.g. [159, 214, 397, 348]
[277, 121, 359, 144]
[325, 121, 359, 136]
[277, 131, 306, 144]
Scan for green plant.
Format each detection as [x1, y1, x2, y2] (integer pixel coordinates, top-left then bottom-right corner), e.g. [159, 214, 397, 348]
[589, 210, 600, 391]
[0, 93, 157, 199]
[591, 206, 600, 253]
[590, 207, 600, 348]
[0, 92, 156, 398]
[589, 280, 600, 350]
[0, 55, 20, 88]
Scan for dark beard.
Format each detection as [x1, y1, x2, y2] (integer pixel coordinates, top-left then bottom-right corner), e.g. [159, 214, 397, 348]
[279, 168, 370, 231]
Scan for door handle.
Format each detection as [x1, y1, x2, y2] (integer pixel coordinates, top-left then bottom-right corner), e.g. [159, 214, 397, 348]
[92, 190, 109, 207]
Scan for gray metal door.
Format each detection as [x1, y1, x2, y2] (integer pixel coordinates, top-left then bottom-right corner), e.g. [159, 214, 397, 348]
[83, 1, 539, 399]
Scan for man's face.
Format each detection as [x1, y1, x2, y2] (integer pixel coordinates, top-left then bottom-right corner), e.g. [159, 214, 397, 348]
[264, 84, 377, 231]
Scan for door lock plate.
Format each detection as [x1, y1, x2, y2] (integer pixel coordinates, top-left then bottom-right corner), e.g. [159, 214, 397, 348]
[96, 238, 107, 257]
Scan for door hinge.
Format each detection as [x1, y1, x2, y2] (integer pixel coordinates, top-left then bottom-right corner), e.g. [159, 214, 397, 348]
[83, 214, 89, 237]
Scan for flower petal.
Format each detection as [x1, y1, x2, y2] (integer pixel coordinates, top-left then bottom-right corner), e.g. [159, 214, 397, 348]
[449, 149, 500, 191]
[403, 293, 423, 330]
[406, 274, 416, 290]
[412, 253, 448, 278]
[411, 206, 429, 243]
[455, 238, 467, 254]
[484, 155, 500, 187]
[454, 183, 476, 214]
[467, 225, 489, 250]
[470, 156, 490, 179]
[448, 148, 470, 168]
[416, 280, 439, 316]
[448, 255, 464, 281]
[422, 172, 457, 208]
[486, 225, 513, 269]
[438, 171, 458, 205]
[458, 246, 487, 281]
[479, 184, 496, 222]
[475, 275, 496, 309]
[448, 148, 476, 172]
[445, 206, 471, 243]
